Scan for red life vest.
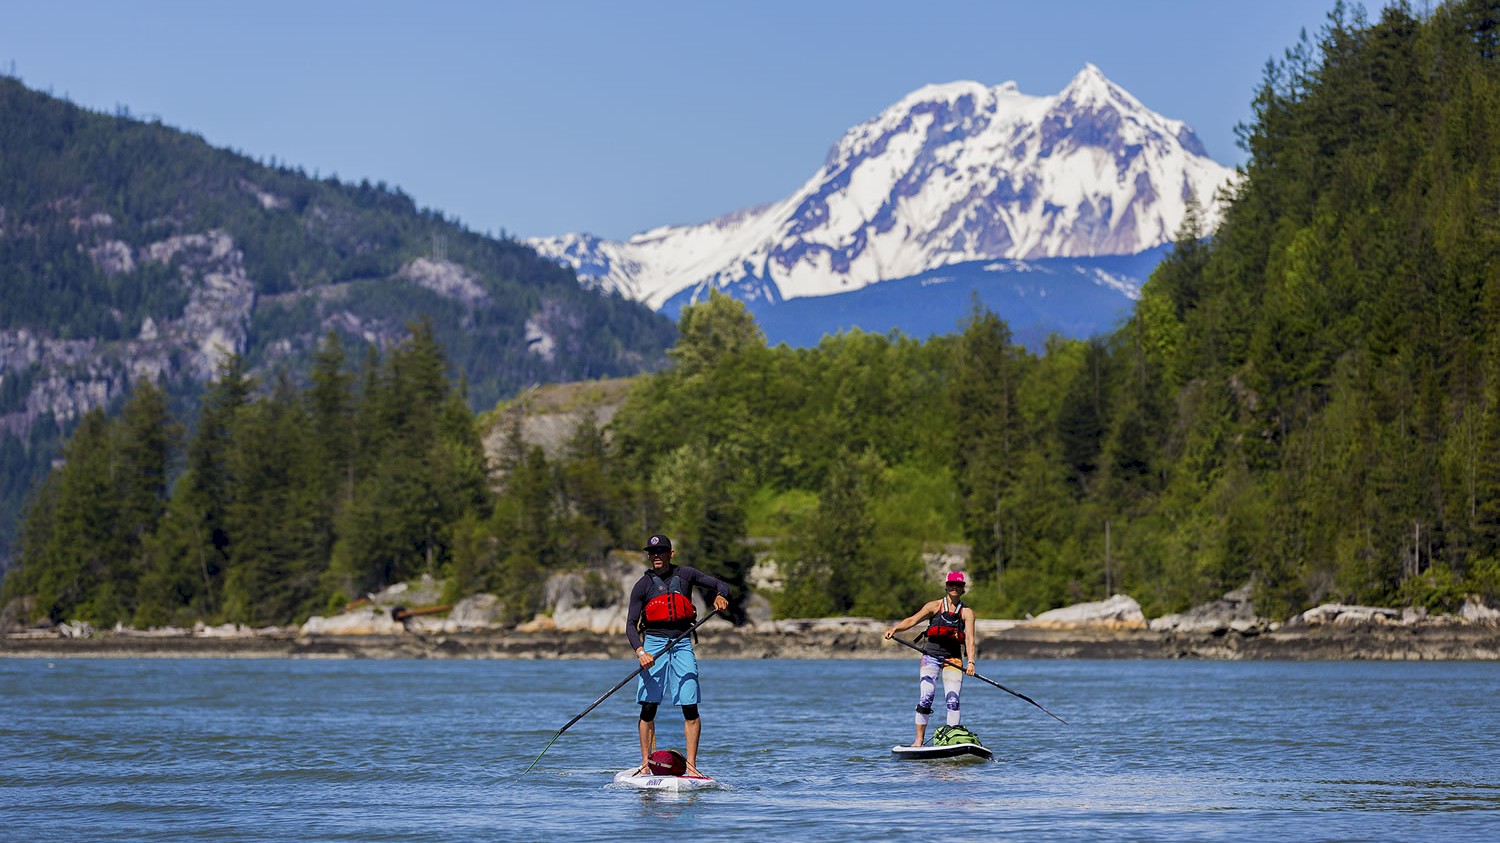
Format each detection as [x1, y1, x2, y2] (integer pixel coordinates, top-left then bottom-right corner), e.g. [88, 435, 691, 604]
[643, 571, 696, 624]
[925, 597, 966, 644]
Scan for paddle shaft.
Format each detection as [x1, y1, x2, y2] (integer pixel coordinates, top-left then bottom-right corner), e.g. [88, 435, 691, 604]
[890, 634, 1068, 725]
[522, 608, 721, 773]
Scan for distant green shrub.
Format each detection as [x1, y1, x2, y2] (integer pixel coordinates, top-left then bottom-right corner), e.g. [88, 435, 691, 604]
[1397, 566, 1465, 613]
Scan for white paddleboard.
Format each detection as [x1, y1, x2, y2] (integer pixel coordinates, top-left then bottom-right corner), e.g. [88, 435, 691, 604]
[612, 769, 721, 791]
[891, 742, 994, 761]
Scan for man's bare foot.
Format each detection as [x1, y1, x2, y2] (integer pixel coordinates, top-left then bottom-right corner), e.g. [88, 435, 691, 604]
[685, 762, 703, 776]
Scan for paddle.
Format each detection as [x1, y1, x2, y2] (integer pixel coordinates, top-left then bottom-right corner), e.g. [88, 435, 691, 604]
[522, 608, 721, 774]
[889, 634, 1069, 725]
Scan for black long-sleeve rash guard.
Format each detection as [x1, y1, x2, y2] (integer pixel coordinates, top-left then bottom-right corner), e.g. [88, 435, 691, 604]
[625, 564, 730, 651]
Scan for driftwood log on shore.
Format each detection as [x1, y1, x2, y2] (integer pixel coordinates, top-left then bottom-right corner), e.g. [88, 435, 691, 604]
[5, 621, 1499, 660]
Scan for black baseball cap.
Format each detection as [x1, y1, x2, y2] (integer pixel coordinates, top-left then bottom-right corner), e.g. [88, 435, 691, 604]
[643, 534, 672, 553]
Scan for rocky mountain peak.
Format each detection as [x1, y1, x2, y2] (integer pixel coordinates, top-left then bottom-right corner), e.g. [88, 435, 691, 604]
[1056, 63, 1133, 109]
[529, 67, 1235, 317]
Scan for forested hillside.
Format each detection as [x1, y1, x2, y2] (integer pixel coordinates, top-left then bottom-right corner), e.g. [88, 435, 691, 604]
[0, 74, 675, 563]
[6, 1, 1500, 629]
[1117, 0, 1500, 618]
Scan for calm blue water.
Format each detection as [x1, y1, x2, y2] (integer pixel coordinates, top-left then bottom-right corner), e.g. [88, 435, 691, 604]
[2, 657, 1497, 841]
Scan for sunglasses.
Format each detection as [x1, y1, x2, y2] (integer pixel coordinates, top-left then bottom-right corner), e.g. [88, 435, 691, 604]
[647, 549, 671, 558]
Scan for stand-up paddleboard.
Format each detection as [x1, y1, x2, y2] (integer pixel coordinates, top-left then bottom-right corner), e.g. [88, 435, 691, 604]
[892, 724, 993, 761]
[891, 742, 994, 761]
[612, 768, 721, 791]
[612, 749, 722, 790]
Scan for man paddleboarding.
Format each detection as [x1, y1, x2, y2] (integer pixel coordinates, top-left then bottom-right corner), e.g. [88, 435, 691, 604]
[884, 571, 978, 747]
[626, 533, 731, 776]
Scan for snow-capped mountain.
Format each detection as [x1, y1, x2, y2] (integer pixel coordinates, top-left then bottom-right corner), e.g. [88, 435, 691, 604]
[528, 64, 1235, 328]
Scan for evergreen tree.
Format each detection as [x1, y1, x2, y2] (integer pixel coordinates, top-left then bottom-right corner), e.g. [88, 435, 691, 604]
[8, 412, 115, 622]
[7, 401, 166, 625]
[307, 331, 355, 514]
[778, 447, 886, 617]
[327, 319, 490, 597]
[556, 411, 622, 564]
[950, 303, 1025, 585]
[221, 374, 326, 625]
[653, 441, 755, 623]
[1055, 339, 1111, 496]
[485, 442, 559, 624]
[107, 380, 180, 623]
[179, 354, 256, 611]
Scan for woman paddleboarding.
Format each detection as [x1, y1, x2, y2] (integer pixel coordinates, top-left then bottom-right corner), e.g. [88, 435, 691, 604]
[884, 571, 977, 747]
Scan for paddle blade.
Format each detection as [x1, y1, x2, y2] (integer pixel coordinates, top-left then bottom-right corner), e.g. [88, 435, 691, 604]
[521, 729, 563, 775]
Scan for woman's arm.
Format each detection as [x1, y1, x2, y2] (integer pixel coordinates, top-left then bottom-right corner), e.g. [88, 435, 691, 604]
[962, 607, 978, 674]
[884, 600, 939, 638]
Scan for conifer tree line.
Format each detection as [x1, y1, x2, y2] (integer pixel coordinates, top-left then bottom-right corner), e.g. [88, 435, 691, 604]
[6, 321, 483, 628]
[7, 0, 1500, 628]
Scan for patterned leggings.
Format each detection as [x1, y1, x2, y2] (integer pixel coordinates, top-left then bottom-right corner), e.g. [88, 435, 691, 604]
[914, 654, 964, 726]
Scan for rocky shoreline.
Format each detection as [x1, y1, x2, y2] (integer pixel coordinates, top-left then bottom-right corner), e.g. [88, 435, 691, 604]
[5, 618, 1499, 661]
[7, 578, 1499, 661]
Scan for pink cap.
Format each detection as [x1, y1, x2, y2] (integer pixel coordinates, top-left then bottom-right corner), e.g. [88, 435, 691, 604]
[946, 571, 966, 585]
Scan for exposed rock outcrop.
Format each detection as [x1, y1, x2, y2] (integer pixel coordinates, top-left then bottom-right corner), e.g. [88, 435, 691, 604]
[301, 608, 404, 636]
[1459, 595, 1500, 625]
[1149, 584, 1275, 633]
[397, 258, 488, 306]
[1021, 594, 1147, 630]
[445, 594, 505, 631]
[1286, 603, 1404, 627]
[480, 378, 636, 466]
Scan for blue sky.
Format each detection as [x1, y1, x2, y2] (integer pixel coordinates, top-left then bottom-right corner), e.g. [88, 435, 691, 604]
[3, 0, 1339, 241]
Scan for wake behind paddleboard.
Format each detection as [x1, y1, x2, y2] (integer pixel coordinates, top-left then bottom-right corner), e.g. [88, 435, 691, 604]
[891, 742, 994, 761]
[612, 769, 721, 791]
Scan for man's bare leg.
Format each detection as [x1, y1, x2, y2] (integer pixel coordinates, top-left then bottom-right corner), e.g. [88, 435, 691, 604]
[684, 716, 702, 773]
[913, 722, 927, 747]
[637, 718, 655, 773]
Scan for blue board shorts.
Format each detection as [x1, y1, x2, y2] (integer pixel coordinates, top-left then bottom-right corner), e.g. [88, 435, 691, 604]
[636, 634, 700, 706]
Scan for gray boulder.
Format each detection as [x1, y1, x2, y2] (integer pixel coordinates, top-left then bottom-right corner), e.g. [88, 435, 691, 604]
[1459, 595, 1500, 626]
[1023, 594, 1147, 629]
[1149, 584, 1274, 633]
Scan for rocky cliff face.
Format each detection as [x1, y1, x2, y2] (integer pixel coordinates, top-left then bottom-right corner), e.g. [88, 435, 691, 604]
[2, 227, 579, 441]
[1, 228, 252, 437]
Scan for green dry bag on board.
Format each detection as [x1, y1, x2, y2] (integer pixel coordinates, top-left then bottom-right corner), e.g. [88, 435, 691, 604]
[932, 725, 982, 746]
